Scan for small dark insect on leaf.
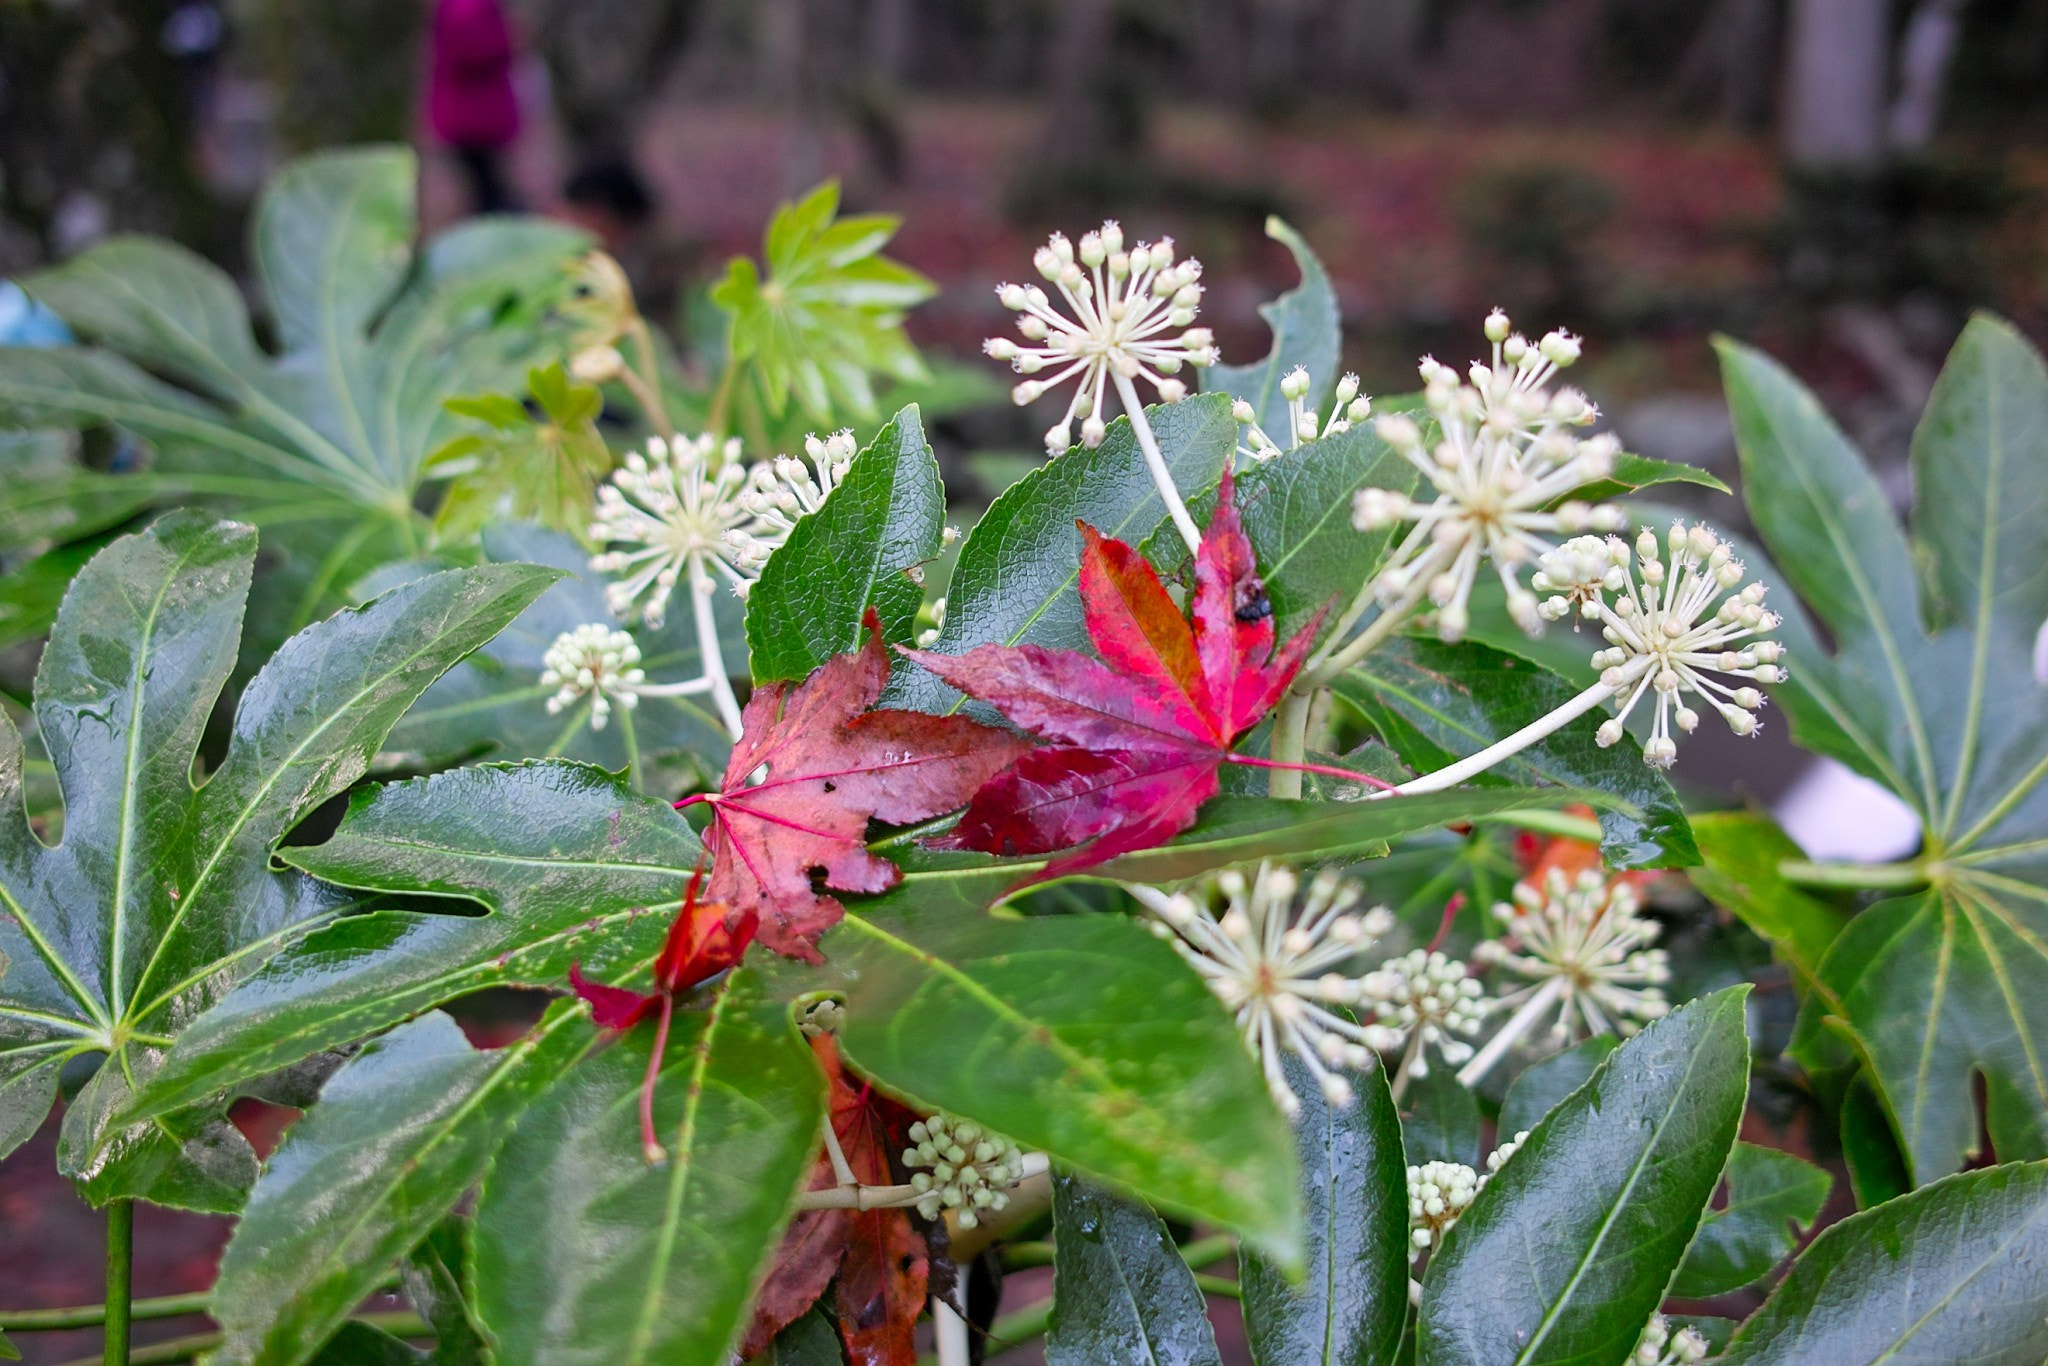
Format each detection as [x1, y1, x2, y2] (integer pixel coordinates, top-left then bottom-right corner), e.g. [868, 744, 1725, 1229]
[1234, 588, 1273, 623]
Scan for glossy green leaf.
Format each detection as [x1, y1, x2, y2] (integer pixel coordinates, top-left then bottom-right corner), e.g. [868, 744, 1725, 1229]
[755, 1310, 842, 1364]
[799, 858, 1305, 1268]
[1495, 1036, 1616, 1139]
[1722, 1162, 2048, 1364]
[472, 970, 824, 1366]
[124, 760, 694, 1123]
[885, 394, 1235, 712]
[1203, 217, 1341, 439]
[1337, 636, 1697, 869]
[0, 532, 118, 653]
[745, 404, 943, 682]
[1568, 451, 1729, 505]
[1686, 811, 1849, 986]
[1047, 1174, 1223, 1366]
[1720, 319, 2048, 1182]
[209, 1006, 593, 1366]
[711, 181, 933, 424]
[1399, 1066, 1480, 1169]
[380, 523, 729, 779]
[400, 1216, 488, 1366]
[1669, 1142, 1829, 1299]
[0, 461, 156, 554]
[1243, 1056, 1407, 1366]
[1237, 422, 1416, 647]
[1839, 1078, 1910, 1211]
[1418, 988, 1751, 1366]
[306, 1323, 429, 1365]
[0, 511, 553, 1208]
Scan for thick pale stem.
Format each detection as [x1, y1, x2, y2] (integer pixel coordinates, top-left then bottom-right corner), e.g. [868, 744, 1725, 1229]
[1267, 692, 1312, 799]
[820, 1117, 859, 1188]
[103, 1200, 132, 1366]
[933, 1298, 971, 1366]
[1456, 977, 1566, 1087]
[688, 564, 746, 739]
[1379, 682, 1615, 797]
[1113, 372, 1203, 555]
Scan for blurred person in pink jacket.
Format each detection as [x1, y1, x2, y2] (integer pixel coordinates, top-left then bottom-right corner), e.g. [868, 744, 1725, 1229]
[428, 0, 522, 213]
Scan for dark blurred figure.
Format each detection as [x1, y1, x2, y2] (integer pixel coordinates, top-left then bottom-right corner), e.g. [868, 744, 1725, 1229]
[561, 159, 655, 254]
[428, 0, 521, 214]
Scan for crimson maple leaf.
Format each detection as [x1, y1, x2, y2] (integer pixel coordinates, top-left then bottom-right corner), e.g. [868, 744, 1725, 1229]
[741, 1035, 929, 1366]
[688, 609, 1031, 961]
[903, 470, 1371, 879]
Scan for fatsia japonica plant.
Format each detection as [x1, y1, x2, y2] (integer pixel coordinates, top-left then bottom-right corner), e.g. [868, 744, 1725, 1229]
[2, 154, 2047, 1366]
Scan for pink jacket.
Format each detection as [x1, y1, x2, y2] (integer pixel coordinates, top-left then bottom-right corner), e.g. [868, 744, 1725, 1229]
[428, 0, 520, 149]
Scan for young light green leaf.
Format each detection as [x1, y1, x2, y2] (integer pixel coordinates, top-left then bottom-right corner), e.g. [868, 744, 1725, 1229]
[1336, 637, 1698, 869]
[1202, 217, 1341, 439]
[885, 394, 1235, 712]
[1242, 1057, 1407, 1366]
[1669, 1143, 1830, 1299]
[1721, 1162, 2048, 1364]
[1047, 1174, 1223, 1366]
[1686, 812, 1849, 987]
[473, 971, 823, 1366]
[0, 512, 554, 1208]
[208, 1007, 593, 1366]
[1418, 988, 1751, 1366]
[745, 404, 943, 682]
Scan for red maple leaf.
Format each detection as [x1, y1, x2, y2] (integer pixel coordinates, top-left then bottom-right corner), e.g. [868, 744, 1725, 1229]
[903, 470, 1381, 878]
[740, 1035, 929, 1366]
[686, 609, 1032, 961]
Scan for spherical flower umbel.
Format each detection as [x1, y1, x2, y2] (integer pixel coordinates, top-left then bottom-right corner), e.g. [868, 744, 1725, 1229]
[1583, 522, 1787, 766]
[1483, 870, 1669, 1039]
[1129, 863, 1396, 1119]
[726, 430, 857, 574]
[1235, 368, 1372, 463]
[1407, 1160, 1481, 1255]
[1362, 949, 1489, 1084]
[1352, 310, 1627, 642]
[589, 434, 761, 625]
[540, 624, 647, 730]
[902, 1114, 1027, 1229]
[986, 221, 1219, 456]
[1634, 1314, 1709, 1365]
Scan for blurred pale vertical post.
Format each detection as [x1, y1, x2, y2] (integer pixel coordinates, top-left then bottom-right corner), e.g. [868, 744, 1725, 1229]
[1783, 0, 1890, 166]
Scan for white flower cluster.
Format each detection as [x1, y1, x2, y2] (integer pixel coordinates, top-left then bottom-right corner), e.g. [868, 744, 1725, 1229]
[1407, 1130, 1526, 1264]
[589, 431, 859, 624]
[1352, 310, 1627, 641]
[1364, 949, 1489, 1084]
[728, 430, 857, 572]
[1475, 868, 1670, 1052]
[1131, 863, 1395, 1119]
[1634, 1314, 1708, 1365]
[902, 1115, 1026, 1229]
[539, 624, 647, 730]
[1234, 367, 1372, 462]
[1576, 523, 1787, 766]
[986, 221, 1218, 456]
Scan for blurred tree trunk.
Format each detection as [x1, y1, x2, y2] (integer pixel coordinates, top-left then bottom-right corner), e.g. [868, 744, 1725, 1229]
[1782, 0, 1891, 166]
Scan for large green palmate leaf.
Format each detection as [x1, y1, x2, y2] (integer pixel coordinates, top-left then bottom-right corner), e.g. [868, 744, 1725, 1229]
[378, 523, 730, 780]
[1241, 1056, 1408, 1366]
[1335, 637, 1698, 869]
[472, 969, 823, 1366]
[1418, 988, 1751, 1366]
[1718, 316, 2048, 1180]
[745, 404, 943, 683]
[0, 511, 553, 1203]
[1046, 1174, 1222, 1366]
[208, 1006, 595, 1366]
[884, 394, 1236, 712]
[1721, 1161, 2048, 1364]
[137, 756, 1563, 1262]
[1202, 217, 1342, 440]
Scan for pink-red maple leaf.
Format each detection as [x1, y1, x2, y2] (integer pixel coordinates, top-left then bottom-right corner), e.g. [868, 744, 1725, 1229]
[693, 609, 1032, 961]
[903, 470, 1344, 879]
[740, 1035, 929, 1366]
